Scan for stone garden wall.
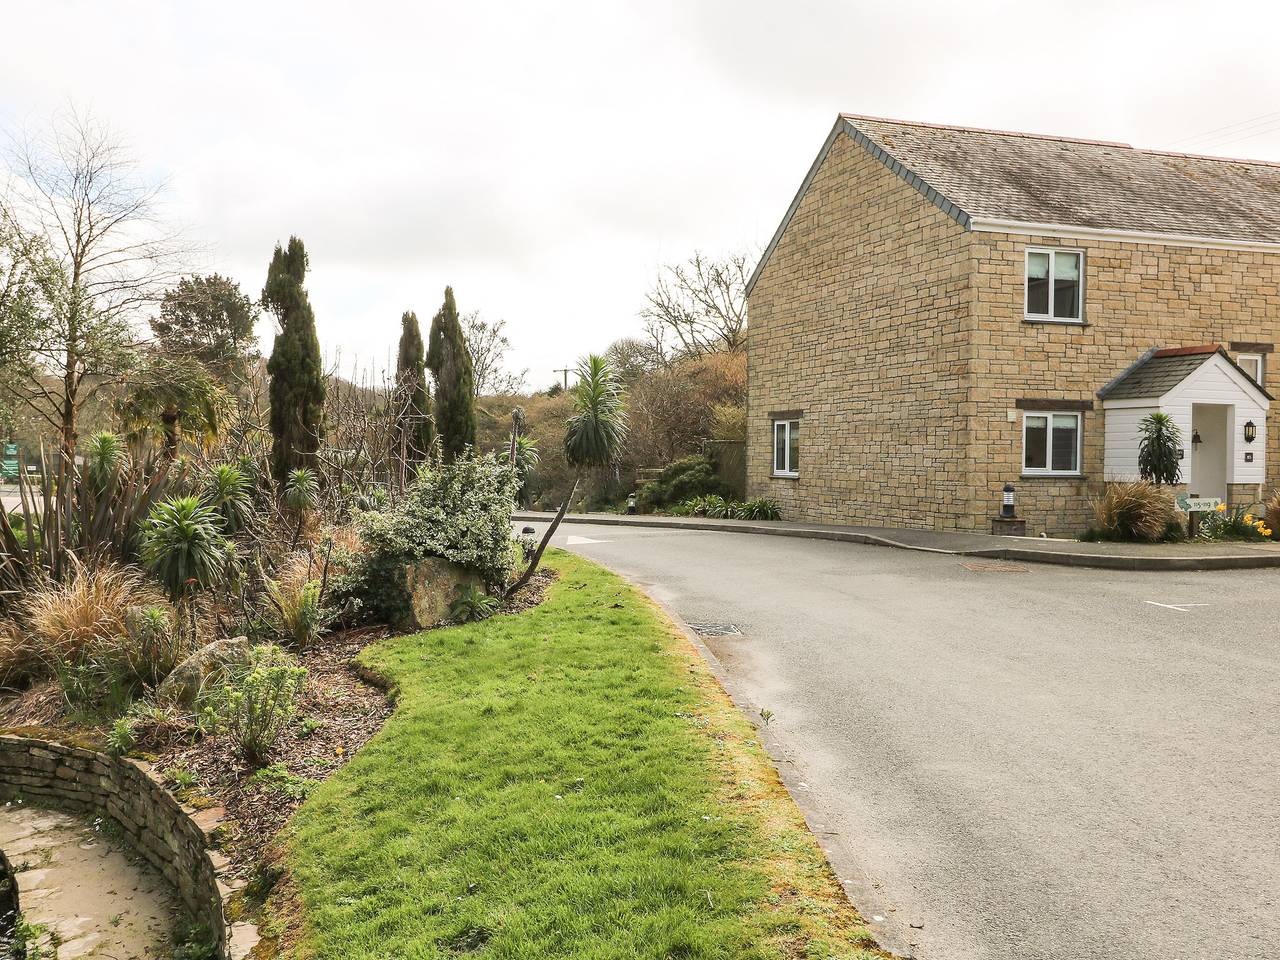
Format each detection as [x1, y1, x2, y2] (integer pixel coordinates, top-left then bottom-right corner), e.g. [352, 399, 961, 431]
[0, 733, 258, 959]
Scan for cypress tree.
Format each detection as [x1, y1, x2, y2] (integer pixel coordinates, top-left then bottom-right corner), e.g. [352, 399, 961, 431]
[426, 286, 476, 462]
[263, 237, 325, 481]
[394, 310, 434, 470]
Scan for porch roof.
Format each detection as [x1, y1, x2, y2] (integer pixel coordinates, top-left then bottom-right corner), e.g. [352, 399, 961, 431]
[1097, 345, 1273, 401]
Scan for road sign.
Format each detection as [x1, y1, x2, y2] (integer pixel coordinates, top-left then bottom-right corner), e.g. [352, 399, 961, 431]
[1176, 496, 1222, 513]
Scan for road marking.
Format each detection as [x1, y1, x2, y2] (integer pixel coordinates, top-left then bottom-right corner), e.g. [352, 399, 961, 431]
[566, 535, 611, 545]
[1143, 601, 1213, 613]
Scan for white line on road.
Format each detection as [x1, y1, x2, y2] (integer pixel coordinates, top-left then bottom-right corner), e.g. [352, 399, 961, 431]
[1143, 601, 1213, 612]
[566, 535, 611, 545]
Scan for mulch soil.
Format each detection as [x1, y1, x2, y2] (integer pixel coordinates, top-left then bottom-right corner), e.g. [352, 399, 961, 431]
[149, 569, 556, 875]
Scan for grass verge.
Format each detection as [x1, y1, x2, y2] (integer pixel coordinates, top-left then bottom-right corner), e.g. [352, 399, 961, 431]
[279, 550, 885, 958]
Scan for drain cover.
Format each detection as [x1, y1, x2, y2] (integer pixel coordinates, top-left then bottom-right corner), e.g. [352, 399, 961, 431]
[960, 561, 1029, 573]
[687, 622, 742, 637]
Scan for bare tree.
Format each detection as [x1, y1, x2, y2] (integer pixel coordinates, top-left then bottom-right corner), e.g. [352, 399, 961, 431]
[641, 250, 750, 357]
[0, 108, 189, 459]
[462, 310, 527, 397]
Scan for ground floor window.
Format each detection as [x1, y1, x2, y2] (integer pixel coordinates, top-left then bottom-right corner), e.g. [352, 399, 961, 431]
[773, 419, 800, 476]
[1023, 411, 1081, 476]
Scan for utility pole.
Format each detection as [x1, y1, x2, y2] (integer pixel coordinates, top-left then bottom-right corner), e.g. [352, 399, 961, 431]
[553, 367, 573, 390]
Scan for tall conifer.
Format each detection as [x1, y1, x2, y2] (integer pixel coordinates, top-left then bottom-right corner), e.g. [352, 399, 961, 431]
[426, 286, 476, 461]
[395, 310, 434, 470]
[263, 237, 325, 480]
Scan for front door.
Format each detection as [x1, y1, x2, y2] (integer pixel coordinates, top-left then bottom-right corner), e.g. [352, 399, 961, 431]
[1189, 403, 1230, 500]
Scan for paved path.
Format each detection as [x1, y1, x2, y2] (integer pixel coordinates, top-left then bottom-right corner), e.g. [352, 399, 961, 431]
[523, 520, 1280, 960]
[514, 511, 1280, 570]
[0, 804, 179, 956]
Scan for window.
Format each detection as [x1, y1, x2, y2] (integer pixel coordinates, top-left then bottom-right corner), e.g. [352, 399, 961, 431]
[1022, 411, 1081, 476]
[772, 419, 800, 476]
[1025, 248, 1083, 322]
[1238, 353, 1264, 386]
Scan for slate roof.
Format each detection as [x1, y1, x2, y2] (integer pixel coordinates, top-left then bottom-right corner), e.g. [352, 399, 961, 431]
[1097, 345, 1273, 401]
[844, 114, 1280, 244]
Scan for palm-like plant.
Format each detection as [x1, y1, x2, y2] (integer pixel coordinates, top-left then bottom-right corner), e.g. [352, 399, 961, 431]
[118, 352, 233, 459]
[204, 464, 254, 534]
[140, 496, 229, 603]
[1137, 412, 1182, 486]
[500, 434, 541, 507]
[83, 431, 130, 496]
[283, 467, 320, 547]
[507, 355, 627, 597]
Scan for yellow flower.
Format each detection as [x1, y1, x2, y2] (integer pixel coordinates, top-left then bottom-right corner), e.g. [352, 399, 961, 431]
[1264, 528, 1274, 538]
[1215, 502, 1227, 512]
[1244, 514, 1254, 523]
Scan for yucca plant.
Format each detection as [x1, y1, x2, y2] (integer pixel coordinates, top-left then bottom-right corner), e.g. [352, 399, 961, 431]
[141, 496, 229, 603]
[204, 464, 254, 535]
[284, 467, 320, 547]
[507, 355, 627, 598]
[84, 432, 130, 496]
[449, 584, 500, 623]
[1137, 412, 1182, 486]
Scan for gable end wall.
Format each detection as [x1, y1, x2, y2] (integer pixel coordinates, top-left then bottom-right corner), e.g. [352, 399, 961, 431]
[746, 132, 977, 529]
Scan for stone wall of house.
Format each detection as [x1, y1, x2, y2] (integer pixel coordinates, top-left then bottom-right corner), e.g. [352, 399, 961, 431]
[0, 733, 259, 959]
[746, 133, 975, 529]
[969, 231, 1280, 534]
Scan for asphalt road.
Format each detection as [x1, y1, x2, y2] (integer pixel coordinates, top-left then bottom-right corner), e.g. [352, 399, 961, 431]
[521, 521, 1280, 960]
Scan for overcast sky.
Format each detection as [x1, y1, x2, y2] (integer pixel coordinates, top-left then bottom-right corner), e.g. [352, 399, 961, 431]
[4, 1, 1280, 389]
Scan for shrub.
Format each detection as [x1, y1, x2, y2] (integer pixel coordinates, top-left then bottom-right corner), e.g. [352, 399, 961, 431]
[337, 454, 519, 625]
[267, 577, 335, 649]
[1196, 503, 1272, 542]
[637, 455, 724, 511]
[1089, 480, 1181, 542]
[121, 605, 193, 689]
[210, 644, 306, 766]
[449, 584, 500, 623]
[736, 497, 782, 521]
[1267, 491, 1280, 540]
[671, 495, 781, 521]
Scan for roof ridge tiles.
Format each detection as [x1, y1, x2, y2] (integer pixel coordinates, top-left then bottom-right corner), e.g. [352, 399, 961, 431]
[839, 113, 1133, 149]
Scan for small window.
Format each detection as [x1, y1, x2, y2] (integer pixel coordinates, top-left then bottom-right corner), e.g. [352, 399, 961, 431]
[1025, 248, 1083, 322]
[1238, 353, 1264, 386]
[772, 419, 800, 476]
[1023, 411, 1081, 476]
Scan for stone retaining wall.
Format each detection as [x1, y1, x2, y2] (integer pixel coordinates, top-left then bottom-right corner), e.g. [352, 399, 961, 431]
[0, 733, 258, 959]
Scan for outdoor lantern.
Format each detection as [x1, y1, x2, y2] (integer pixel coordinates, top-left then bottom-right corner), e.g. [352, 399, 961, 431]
[1001, 482, 1016, 519]
[1192, 430, 1203, 447]
[1244, 420, 1257, 444]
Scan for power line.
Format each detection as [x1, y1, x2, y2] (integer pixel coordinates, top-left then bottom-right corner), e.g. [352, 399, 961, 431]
[1168, 109, 1280, 149]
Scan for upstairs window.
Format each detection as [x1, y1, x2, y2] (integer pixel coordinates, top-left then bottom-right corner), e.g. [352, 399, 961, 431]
[1023, 411, 1081, 476]
[773, 419, 800, 477]
[1238, 353, 1264, 386]
[1025, 248, 1083, 322]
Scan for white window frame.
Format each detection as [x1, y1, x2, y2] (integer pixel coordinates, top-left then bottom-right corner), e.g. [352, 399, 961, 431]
[1237, 353, 1264, 387]
[1021, 411, 1082, 477]
[772, 419, 800, 477]
[1024, 247, 1084, 323]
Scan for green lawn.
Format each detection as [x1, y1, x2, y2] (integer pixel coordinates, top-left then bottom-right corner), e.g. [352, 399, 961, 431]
[280, 551, 883, 959]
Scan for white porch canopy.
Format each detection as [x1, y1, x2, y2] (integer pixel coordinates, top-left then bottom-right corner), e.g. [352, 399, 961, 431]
[1099, 346, 1270, 499]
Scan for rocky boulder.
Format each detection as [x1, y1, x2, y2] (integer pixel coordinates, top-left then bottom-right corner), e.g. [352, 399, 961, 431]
[404, 556, 486, 630]
[157, 636, 254, 705]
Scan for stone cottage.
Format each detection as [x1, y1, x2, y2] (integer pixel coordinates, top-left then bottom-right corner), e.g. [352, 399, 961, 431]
[746, 113, 1278, 534]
